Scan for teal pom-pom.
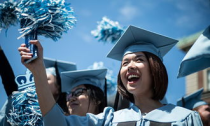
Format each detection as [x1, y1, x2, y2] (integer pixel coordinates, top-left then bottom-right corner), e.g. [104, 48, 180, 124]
[91, 16, 124, 44]
[17, 0, 77, 41]
[0, 0, 18, 30]
[7, 87, 43, 126]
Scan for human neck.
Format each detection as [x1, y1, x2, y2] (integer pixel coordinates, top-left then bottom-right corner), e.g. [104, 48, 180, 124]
[134, 96, 163, 113]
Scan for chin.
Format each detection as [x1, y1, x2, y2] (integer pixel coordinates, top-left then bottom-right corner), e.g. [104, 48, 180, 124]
[70, 112, 78, 115]
[69, 109, 75, 114]
[126, 87, 137, 94]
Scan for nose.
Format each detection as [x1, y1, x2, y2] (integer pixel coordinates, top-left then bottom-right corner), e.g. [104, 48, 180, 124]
[127, 61, 136, 71]
[69, 96, 77, 102]
[67, 93, 76, 102]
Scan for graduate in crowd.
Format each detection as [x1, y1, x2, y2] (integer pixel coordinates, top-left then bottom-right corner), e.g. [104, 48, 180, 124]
[177, 26, 210, 126]
[177, 88, 210, 126]
[18, 25, 203, 126]
[61, 68, 107, 116]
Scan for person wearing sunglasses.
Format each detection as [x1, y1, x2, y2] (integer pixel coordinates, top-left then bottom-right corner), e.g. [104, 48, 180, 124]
[18, 25, 202, 126]
[61, 69, 107, 116]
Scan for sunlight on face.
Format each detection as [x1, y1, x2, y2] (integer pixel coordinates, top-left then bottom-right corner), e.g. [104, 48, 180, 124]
[120, 52, 152, 97]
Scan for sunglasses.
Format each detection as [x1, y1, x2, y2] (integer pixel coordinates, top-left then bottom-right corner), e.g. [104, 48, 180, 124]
[66, 88, 87, 101]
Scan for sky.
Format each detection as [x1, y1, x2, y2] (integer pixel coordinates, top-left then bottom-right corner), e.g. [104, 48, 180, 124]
[0, 0, 210, 108]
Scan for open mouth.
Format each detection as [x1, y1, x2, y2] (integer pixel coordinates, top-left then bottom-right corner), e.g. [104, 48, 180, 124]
[70, 102, 78, 106]
[127, 74, 140, 82]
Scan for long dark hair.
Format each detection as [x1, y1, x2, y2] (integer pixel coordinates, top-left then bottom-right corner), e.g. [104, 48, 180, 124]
[55, 61, 69, 113]
[85, 84, 106, 113]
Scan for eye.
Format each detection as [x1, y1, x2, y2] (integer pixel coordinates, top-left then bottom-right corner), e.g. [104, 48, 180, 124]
[72, 88, 87, 97]
[206, 107, 210, 112]
[74, 90, 84, 97]
[136, 58, 143, 62]
[122, 61, 128, 66]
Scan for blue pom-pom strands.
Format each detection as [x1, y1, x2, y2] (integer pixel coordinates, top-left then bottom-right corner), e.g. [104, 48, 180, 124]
[45, 0, 77, 41]
[7, 87, 43, 126]
[15, 0, 76, 63]
[16, 0, 77, 41]
[0, 0, 18, 31]
[91, 16, 124, 44]
[7, 70, 43, 126]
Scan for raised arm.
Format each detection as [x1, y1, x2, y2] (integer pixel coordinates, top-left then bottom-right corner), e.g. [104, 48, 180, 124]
[18, 40, 56, 116]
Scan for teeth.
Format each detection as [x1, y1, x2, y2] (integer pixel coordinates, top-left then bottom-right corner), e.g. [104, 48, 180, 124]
[128, 74, 139, 79]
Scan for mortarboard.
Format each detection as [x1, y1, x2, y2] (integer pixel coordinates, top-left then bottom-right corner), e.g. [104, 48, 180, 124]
[43, 57, 77, 87]
[107, 25, 178, 61]
[177, 88, 207, 110]
[178, 26, 210, 78]
[61, 69, 107, 93]
[43, 57, 77, 75]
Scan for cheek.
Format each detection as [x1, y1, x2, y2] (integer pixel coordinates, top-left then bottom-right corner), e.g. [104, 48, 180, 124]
[198, 108, 208, 115]
[120, 68, 127, 81]
[201, 110, 210, 115]
[66, 101, 70, 108]
[78, 95, 89, 105]
[120, 67, 127, 73]
[48, 82, 59, 94]
[47, 80, 53, 85]
[142, 65, 152, 80]
[48, 79, 56, 88]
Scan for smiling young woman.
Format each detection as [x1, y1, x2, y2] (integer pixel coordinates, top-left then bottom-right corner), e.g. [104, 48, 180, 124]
[66, 84, 105, 116]
[60, 69, 107, 116]
[118, 51, 168, 104]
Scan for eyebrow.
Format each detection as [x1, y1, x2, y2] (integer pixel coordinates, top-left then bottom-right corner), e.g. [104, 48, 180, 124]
[122, 54, 145, 61]
[71, 88, 86, 93]
[135, 54, 145, 58]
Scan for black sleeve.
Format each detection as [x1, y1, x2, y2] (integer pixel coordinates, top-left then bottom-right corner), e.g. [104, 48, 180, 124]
[0, 49, 18, 96]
